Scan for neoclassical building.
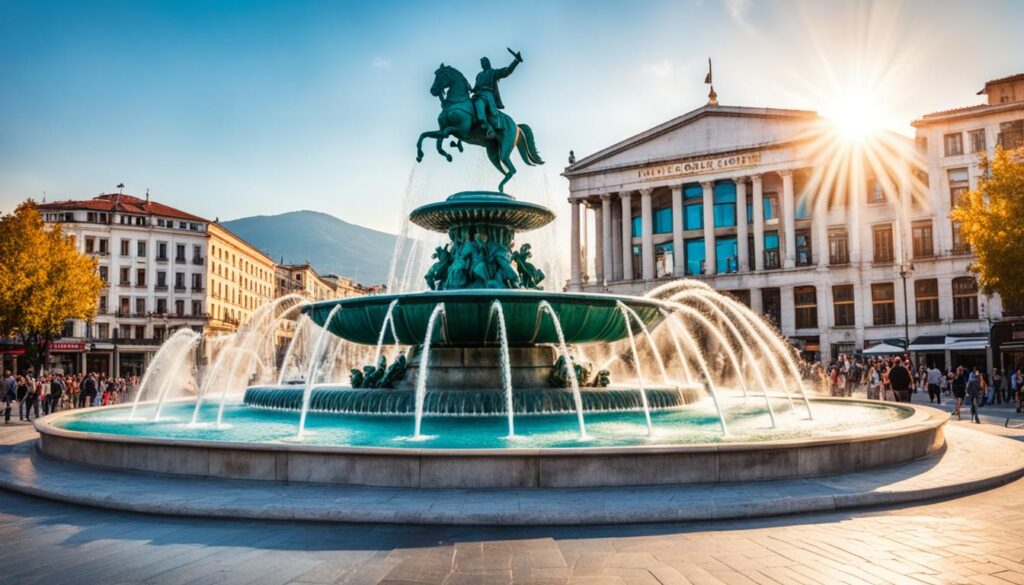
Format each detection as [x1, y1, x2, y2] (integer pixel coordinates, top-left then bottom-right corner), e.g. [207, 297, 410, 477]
[563, 100, 1005, 368]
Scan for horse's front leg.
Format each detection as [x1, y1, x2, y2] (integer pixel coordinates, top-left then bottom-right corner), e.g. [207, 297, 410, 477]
[435, 127, 460, 162]
[417, 130, 444, 162]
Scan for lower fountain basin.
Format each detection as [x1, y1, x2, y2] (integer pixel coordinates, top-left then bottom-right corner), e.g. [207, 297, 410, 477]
[243, 384, 704, 415]
[301, 289, 664, 345]
[36, 399, 945, 488]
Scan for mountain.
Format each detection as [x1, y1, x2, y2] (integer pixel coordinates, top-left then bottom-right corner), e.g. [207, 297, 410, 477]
[223, 210, 396, 285]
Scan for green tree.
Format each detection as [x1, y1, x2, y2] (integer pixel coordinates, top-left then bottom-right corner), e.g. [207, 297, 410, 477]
[0, 201, 103, 374]
[952, 147, 1024, 312]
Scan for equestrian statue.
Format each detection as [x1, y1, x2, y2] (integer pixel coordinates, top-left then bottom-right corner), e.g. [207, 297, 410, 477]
[415, 48, 544, 192]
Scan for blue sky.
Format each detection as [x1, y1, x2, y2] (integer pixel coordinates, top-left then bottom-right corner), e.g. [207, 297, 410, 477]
[1, 0, 1022, 233]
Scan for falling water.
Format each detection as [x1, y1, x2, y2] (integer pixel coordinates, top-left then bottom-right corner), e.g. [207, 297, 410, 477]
[297, 305, 343, 438]
[660, 308, 728, 435]
[538, 300, 587, 438]
[490, 300, 515, 438]
[214, 348, 250, 427]
[372, 299, 401, 367]
[277, 314, 313, 385]
[129, 328, 201, 419]
[616, 303, 653, 435]
[413, 303, 446, 439]
[152, 333, 201, 420]
[190, 347, 231, 425]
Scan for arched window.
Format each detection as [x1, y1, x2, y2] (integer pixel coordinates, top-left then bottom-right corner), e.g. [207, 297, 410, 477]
[713, 181, 736, 228]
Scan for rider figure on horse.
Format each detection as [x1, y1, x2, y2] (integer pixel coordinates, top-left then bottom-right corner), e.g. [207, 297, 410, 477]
[473, 48, 523, 139]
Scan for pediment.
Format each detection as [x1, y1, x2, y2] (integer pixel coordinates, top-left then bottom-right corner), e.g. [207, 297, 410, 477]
[566, 106, 819, 176]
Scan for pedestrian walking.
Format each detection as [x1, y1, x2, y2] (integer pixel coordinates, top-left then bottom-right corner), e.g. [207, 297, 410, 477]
[1, 371, 15, 424]
[966, 366, 985, 424]
[926, 365, 943, 404]
[952, 367, 967, 420]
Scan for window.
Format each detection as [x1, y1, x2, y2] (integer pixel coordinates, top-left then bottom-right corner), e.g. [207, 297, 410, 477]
[156, 298, 167, 314]
[726, 290, 751, 307]
[175, 272, 185, 290]
[191, 273, 203, 291]
[655, 242, 673, 277]
[192, 245, 203, 263]
[134, 325, 145, 339]
[684, 204, 703, 230]
[833, 285, 855, 327]
[713, 181, 736, 228]
[872, 224, 894, 263]
[153, 325, 166, 341]
[135, 298, 145, 315]
[98, 238, 108, 254]
[911, 221, 934, 258]
[868, 178, 886, 203]
[175, 300, 185, 316]
[136, 268, 146, 287]
[120, 239, 130, 256]
[119, 267, 130, 286]
[944, 132, 963, 156]
[915, 279, 939, 323]
[119, 296, 130, 315]
[871, 283, 896, 325]
[98, 266, 108, 284]
[631, 216, 641, 238]
[829, 230, 849, 265]
[952, 221, 971, 254]
[99, 296, 108, 313]
[794, 286, 818, 329]
[952, 277, 979, 320]
[137, 241, 146, 257]
[763, 193, 779, 221]
[949, 168, 969, 208]
[969, 129, 986, 153]
[97, 323, 109, 339]
[175, 244, 186, 263]
[762, 288, 781, 326]
[998, 120, 1024, 149]
[795, 196, 811, 219]
[684, 238, 705, 276]
[716, 237, 737, 274]
[795, 230, 812, 266]
[763, 232, 781, 269]
[85, 237, 95, 253]
[156, 271, 167, 289]
[192, 301, 203, 316]
[631, 245, 641, 279]
[653, 208, 672, 234]
[157, 242, 168, 260]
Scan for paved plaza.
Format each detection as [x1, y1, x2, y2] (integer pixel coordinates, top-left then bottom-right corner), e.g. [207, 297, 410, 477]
[0, 413, 1022, 584]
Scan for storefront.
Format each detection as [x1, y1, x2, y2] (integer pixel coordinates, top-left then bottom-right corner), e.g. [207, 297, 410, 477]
[909, 333, 990, 371]
[992, 319, 1024, 373]
[119, 352, 146, 377]
[47, 341, 86, 375]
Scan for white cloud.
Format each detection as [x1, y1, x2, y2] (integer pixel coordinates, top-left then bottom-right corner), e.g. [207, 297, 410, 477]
[371, 56, 392, 69]
[642, 60, 675, 79]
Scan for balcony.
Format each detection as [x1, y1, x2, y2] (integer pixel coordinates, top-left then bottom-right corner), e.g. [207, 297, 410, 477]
[134, 283, 147, 289]
[174, 285, 187, 292]
[952, 243, 972, 256]
[155, 284, 168, 292]
[763, 249, 781, 270]
[174, 256, 186, 265]
[192, 257, 205, 266]
[192, 286, 205, 293]
[829, 252, 849, 265]
[156, 255, 168, 263]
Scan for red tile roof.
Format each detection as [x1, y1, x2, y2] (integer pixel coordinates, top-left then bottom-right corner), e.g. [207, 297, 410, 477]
[38, 194, 208, 223]
[978, 72, 1024, 94]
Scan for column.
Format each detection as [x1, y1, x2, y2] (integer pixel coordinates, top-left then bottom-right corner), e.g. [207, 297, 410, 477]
[569, 199, 581, 287]
[781, 170, 795, 268]
[580, 204, 590, 282]
[620, 192, 634, 280]
[601, 194, 613, 284]
[735, 177, 749, 272]
[611, 198, 623, 280]
[815, 189, 828, 267]
[752, 175, 764, 271]
[671, 185, 685, 276]
[593, 201, 605, 283]
[640, 188, 655, 280]
[701, 181, 716, 275]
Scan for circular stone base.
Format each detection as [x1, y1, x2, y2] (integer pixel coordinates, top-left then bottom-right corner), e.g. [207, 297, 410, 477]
[33, 399, 945, 489]
[5, 422, 1022, 525]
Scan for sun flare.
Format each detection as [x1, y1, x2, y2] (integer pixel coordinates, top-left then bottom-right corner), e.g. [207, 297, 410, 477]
[822, 91, 885, 142]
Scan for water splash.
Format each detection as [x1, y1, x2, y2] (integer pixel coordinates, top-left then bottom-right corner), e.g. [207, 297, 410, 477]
[129, 328, 201, 419]
[616, 302, 653, 435]
[413, 303, 446, 439]
[660, 308, 728, 435]
[297, 305, 343, 438]
[372, 299, 401, 367]
[490, 300, 515, 438]
[538, 300, 587, 439]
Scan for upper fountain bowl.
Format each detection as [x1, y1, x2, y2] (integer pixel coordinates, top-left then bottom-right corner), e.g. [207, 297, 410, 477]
[301, 289, 664, 346]
[409, 191, 555, 233]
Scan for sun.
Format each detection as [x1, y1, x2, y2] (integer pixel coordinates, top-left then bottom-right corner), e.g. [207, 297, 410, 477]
[822, 90, 885, 142]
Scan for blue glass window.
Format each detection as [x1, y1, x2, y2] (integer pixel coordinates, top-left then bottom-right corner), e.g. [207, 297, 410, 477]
[684, 204, 702, 230]
[653, 207, 672, 234]
[746, 201, 753, 224]
[713, 181, 737, 228]
[683, 183, 703, 200]
[631, 216, 641, 238]
[685, 238, 705, 276]
[795, 196, 811, 219]
[764, 232, 780, 250]
[763, 196, 776, 220]
[655, 242, 674, 276]
[716, 237, 738, 274]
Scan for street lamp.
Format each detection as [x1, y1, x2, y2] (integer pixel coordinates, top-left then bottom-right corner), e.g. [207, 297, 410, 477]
[899, 260, 914, 354]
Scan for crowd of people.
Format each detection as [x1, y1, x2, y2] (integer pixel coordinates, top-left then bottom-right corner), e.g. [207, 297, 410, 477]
[1, 371, 139, 424]
[826, 354, 1024, 424]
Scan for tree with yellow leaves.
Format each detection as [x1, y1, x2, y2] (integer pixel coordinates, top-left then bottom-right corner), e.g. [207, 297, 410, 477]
[952, 147, 1024, 312]
[0, 201, 103, 374]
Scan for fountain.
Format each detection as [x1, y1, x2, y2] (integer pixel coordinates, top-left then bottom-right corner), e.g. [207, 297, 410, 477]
[34, 50, 945, 491]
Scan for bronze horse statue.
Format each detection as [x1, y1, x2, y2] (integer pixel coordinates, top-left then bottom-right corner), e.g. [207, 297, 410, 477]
[416, 64, 544, 192]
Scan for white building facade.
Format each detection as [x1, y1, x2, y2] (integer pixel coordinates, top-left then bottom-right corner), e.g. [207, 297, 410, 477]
[564, 102, 1004, 368]
[35, 193, 211, 376]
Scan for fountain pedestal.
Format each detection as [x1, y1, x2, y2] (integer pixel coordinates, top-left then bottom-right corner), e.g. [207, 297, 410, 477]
[398, 346, 556, 390]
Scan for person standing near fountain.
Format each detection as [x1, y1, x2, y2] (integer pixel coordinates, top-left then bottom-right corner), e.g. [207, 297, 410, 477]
[888, 357, 913, 403]
[1, 371, 15, 424]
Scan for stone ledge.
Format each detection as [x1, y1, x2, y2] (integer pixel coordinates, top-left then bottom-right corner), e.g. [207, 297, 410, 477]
[1, 425, 1021, 525]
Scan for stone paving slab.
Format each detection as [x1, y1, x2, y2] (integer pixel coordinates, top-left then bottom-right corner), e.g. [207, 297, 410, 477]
[1, 423, 1023, 526]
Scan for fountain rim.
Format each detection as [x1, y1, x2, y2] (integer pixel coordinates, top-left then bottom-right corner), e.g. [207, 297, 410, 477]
[408, 190, 555, 233]
[300, 288, 669, 314]
[36, 398, 939, 457]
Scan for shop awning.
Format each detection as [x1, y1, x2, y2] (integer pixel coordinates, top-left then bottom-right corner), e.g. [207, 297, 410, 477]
[864, 342, 905, 355]
[908, 335, 946, 352]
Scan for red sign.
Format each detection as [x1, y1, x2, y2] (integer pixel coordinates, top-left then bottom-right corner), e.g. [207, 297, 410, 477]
[49, 342, 86, 352]
[0, 348, 25, 356]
